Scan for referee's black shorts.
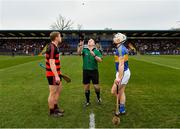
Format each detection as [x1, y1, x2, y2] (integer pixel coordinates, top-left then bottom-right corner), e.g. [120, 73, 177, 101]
[83, 70, 99, 85]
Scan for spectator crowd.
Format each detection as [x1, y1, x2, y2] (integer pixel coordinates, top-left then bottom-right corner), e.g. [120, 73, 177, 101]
[0, 39, 47, 55]
[131, 39, 180, 55]
[0, 38, 179, 55]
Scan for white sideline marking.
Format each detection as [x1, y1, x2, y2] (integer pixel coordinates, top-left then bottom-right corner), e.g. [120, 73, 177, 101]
[0, 59, 43, 71]
[89, 112, 95, 129]
[132, 58, 180, 70]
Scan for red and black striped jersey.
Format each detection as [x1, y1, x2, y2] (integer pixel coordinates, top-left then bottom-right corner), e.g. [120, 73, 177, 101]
[45, 43, 61, 77]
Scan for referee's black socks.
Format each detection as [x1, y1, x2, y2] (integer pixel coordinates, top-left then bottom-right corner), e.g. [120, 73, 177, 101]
[85, 90, 90, 103]
[95, 89, 100, 100]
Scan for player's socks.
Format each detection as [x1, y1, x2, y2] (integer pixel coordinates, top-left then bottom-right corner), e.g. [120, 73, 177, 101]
[54, 104, 64, 113]
[49, 108, 54, 115]
[119, 104, 126, 114]
[85, 90, 90, 103]
[54, 104, 58, 110]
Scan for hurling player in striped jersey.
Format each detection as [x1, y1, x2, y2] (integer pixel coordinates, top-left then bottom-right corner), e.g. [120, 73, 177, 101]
[46, 32, 64, 117]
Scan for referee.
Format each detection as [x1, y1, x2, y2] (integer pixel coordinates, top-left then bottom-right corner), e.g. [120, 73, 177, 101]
[77, 38, 103, 106]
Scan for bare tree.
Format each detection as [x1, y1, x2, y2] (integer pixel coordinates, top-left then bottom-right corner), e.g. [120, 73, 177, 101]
[77, 24, 83, 30]
[170, 21, 180, 30]
[171, 27, 180, 30]
[104, 27, 112, 30]
[50, 14, 74, 30]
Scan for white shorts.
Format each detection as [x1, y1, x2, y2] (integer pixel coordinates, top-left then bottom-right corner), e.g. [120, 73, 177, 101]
[116, 69, 131, 85]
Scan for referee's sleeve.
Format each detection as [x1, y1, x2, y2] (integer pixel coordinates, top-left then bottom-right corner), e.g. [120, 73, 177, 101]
[96, 50, 103, 58]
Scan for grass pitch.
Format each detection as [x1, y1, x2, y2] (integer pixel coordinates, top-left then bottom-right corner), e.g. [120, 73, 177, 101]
[0, 55, 180, 128]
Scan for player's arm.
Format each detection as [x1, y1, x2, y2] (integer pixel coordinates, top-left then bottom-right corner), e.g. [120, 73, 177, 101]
[118, 56, 124, 81]
[49, 59, 59, 77]
[77, 40, 84, 55]
[115, 56, 124, 85]
[49, 45, 60, 83]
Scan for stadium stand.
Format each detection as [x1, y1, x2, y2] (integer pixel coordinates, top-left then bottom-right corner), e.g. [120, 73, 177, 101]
[0, 30, 179, 55]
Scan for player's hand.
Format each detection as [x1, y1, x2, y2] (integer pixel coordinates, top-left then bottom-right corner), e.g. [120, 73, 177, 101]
[90, 50, 96, 57]
[115, 78, 121, 85]
[55, 75, 60, 85]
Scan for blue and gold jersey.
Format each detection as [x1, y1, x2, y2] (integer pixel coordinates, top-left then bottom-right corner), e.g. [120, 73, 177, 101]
[114, 44, 129, 72]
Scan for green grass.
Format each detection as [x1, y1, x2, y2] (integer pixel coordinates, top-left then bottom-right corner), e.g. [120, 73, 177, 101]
[0, 55, 43, 69]
[130, 55, 180, 69]
[0, 55, 180, 128]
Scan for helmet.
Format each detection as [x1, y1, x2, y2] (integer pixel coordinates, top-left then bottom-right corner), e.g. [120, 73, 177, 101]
[113, 33, 127, 44]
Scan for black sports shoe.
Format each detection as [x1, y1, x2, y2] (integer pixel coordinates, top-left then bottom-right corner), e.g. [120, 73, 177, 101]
[97, 98, 102, 104]
[54, 108, 65, 114]
[50, 112, 64, 117]
[85, 102, 91, 107]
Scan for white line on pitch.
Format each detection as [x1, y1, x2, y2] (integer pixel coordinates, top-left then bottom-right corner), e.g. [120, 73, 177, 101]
[131, 57, 180, 70]
[0, 59, 43, 72]
[89, 112, 95, 129]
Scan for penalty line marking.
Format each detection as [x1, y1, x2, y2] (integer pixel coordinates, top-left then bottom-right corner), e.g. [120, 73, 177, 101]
[89, 112, 95, 129]
[131, 58, 180, 70]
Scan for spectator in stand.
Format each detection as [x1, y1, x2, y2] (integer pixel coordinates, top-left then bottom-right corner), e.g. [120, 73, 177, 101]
[0, 38, 179, 55]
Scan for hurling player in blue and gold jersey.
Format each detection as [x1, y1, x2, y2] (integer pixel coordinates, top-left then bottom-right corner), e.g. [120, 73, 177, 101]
[111, 33, 131, 115]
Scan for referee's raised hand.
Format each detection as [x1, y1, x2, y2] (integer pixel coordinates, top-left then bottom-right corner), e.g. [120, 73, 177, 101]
[79, 40, 84, 46]
[77, 40, 84, 55]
